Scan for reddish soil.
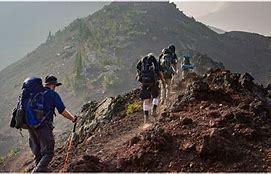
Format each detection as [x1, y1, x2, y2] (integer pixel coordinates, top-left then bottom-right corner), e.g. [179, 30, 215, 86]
[2, 69, 271, 172]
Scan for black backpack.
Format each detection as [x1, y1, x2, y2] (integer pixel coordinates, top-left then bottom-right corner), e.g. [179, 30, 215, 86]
[138, 56, 156, 84]
[160, 54, 174, 75]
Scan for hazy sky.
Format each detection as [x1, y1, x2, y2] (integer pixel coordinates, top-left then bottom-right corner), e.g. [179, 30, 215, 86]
[174, 2, 227, 18]
[0, 2, 107, 71]
[175, 2, 271, 36]
[0, 1, 271, 71]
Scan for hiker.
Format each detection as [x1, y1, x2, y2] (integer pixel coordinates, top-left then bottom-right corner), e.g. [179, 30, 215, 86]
[159, 48, 176, 105]
[181, 54, 194, 80]
[136, 53, 165, 123]
[25, 76, 77, 172]
[168, 45, 178, 83]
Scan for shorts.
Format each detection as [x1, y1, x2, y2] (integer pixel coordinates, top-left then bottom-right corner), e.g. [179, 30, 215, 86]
[140, 82, 160, 100]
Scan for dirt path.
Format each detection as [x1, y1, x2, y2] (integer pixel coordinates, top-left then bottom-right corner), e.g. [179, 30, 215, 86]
[94, 81, 183, 164]
[97, 125, 144, 162]
[0, 147, 34, 172]
[0, 128, 67, 172]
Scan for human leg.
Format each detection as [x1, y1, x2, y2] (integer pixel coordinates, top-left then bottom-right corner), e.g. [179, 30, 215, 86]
[151, 82, 160, 117]
[164, 78, 172, 105]
[28, 129, 41, 166]
[140, 84, 152, 124]
[32, 125, 55, 172]
[160, 80, 166, 105]
[143, 99, 151, 123]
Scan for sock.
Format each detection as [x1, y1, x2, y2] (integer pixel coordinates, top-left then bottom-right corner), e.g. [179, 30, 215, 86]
[152, 98, 159, 105]
[143, 103, 149, 112]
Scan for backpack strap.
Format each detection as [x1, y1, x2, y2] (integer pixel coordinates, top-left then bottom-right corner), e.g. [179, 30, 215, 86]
[16, 94, 22, 111]
[26, 89, 52, 128]
[36, 90, 51, 124]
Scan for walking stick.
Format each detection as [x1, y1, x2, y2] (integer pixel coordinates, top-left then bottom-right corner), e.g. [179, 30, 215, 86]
[61, 116, 78, 172]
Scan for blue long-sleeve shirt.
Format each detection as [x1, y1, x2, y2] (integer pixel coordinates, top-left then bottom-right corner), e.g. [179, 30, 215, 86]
[43, 87, 66, 124]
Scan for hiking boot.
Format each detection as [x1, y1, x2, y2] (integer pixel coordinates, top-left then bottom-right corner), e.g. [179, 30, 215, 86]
[151, 105, 158, 117]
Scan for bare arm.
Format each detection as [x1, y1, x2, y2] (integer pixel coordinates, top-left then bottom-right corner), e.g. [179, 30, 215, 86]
[61, 109, 76, 123]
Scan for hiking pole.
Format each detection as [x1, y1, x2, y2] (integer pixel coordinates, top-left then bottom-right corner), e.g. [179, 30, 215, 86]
[61, 116, 78, 173]
[71, 116, 78, 141]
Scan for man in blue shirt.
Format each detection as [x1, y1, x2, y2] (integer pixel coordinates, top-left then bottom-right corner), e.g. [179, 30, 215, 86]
[29, 75, 76, 172]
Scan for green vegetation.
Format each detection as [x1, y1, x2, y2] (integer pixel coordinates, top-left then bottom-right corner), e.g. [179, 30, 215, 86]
[102, 73, 121, 90]
[0, 148, 20, 165]
[63, 74, 71, 89]
[46, 30, 52, 42]
[68, 5, 145, 53]
[64, 51, 87, 95]
[0, 156, 3, 165]
[68, 18, 92, 42]
[72, 51, 86, 92]
[7, 147, 20, 157]
[78, 20, 92, 42]
[98, 57, 124, 67]
[126, 100, 141, 115]
[75, 51, 83, 79]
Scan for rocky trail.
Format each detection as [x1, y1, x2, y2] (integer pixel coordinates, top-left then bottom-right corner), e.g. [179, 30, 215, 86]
[1, 68, 271, 172]
[0, 148, 33, 172]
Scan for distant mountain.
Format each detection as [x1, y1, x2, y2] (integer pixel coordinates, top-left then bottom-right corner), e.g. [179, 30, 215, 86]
[207, 25, 226, 34]
[197, 2, 271, 36]
[0, 2, 271, 156]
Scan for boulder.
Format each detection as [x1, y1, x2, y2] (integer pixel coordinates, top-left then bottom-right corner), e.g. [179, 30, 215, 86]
[197, 128, 239, 161]
[181, 117, 193, 125]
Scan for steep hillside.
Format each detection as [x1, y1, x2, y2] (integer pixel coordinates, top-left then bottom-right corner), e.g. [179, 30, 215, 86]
[1, 68, 271, 172]
[76, 2, 271, 81]
[0, 1, 271, 156]
[0, 2, 222, 156]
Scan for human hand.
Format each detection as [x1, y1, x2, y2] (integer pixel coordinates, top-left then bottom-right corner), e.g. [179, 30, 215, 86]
[72, 116, 78, 123]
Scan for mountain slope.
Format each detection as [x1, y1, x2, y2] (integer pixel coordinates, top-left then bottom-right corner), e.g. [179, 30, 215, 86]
[1, 68, 271, 172]
[0, 1, 271, 156]
[77, 2, 271, 81]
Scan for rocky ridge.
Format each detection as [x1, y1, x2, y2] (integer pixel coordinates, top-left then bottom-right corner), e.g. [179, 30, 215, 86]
[45, 68, 271, 172]
[1, 68, 271, 172]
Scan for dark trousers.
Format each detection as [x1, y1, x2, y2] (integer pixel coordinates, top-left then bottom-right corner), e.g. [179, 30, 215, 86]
[28, 124, 55, 172]
[140, 82, 160, 100]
